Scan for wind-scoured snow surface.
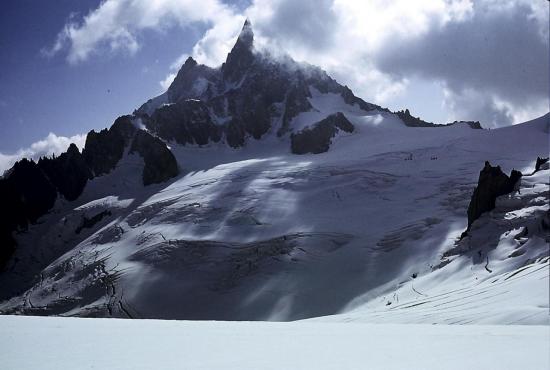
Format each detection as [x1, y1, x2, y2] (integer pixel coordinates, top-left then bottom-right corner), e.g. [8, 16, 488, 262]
[1, 315, 549, 370]
[0, 104, 548, 323]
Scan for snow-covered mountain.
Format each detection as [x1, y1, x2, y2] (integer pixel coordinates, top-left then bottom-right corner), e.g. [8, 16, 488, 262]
[135, 19, 384, 150]
[0, 21, 548, 324]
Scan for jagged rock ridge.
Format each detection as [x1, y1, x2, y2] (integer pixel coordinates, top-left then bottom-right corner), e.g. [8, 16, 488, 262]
[135, 20, 382, 149]
[0, 118, 178, 268]
[396, 109, 483, 129]
[129, 130, 179, 186]
[465, 161, 522, 231]
[291, 112, 354, 154]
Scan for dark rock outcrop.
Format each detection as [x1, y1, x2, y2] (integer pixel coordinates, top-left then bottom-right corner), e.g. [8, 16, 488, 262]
[291, 112, 354, 154]
[534, 156, 549, 173]
[167, 57, 219, 103]
[447, 120, 483, 129]
[38, 143, 92, 201]
[339, 84, 381, 112]
[277, 83, 314, 136]
[147, 100, 221, 146]
[129, 130, 179, 186]
[82, 115, 136, 176]
[83, 115, 179, 186]
[466, 161, 522, 230]
[222, 19, 255, 82]
[396, 109, 436, 127]
[396, 109, 483, 129]
[0, 159, 58, 226]
[75, 210, 112, 234]
[0, 159, 58, 269]
[225, 119, 247, 148]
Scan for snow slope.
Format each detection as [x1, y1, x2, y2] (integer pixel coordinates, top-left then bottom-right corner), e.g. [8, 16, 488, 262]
[1, 315, 548, 370]
[311, 167, 550, 325]
[0, 109, 548, 322]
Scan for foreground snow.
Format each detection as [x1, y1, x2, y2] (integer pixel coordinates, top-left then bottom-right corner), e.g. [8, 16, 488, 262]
[1, 315, 548, 370]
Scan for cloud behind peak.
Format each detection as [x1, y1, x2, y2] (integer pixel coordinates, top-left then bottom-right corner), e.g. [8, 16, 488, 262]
[44, 0, 549, 127]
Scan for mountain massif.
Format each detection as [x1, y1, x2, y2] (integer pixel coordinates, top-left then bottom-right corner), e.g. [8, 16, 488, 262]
[0, 21, 547, 323]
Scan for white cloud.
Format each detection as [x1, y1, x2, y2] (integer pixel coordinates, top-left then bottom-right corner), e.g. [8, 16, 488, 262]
[169, 53, 190, 70]
[442, 86, 549, 128]
[48, 0, 549, 126]
[191, 0, 548, 124]
[0, 133, 86, 175]
[159, 72, 177, 91]
[159, 53, 190, 91]
[372, 0, 549, 125]
[44, 0, 238, 64]
[192, 15, 246, 66]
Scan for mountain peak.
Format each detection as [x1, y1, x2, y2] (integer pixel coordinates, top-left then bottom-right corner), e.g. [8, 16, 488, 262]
[237, 18, 254, 48]
[184, 56, 197, 67]
[223, 19, 255, 81]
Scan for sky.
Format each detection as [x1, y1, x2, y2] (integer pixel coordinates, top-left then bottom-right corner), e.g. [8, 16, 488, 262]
[0, 0, 548, 171]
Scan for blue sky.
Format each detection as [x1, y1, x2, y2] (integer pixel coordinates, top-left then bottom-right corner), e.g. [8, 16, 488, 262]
[0, 0, 212, 152]
[0, 0, 547, 170]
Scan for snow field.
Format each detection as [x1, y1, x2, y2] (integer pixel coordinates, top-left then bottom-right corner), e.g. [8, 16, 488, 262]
[1, 315, 549, 370]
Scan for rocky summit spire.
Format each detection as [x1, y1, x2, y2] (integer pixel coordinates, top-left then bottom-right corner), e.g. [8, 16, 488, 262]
[223, 19, 255, 81]
[237, 18, 253, 49]
[166, 56, 201, 102]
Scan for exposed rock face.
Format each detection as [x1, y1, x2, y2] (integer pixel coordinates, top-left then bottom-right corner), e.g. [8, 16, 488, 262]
[38, 143, 92, 201]
[83, 115, 180, 186]
[1, 159, 58, 225]
[338, 84, 382, 112]
[129, 130, 179, 186]
[396, 109, 435, 127]
[147, 100, 221, 146]
[222, 19, 255, 83]
[167, 57, 219, 103]
[534, 156, 549, 173]
[291, 112, 354, 154]
[83, 115, 136, 176]
[277, 83, 313, 137]
[466, 161, 522, 230]
[82, 115, 179, 186]
[447, 120, 483, 129]
[75, 210, 112, 234]
[0, 159, 57, 268]
[396, 109, 483, 129]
